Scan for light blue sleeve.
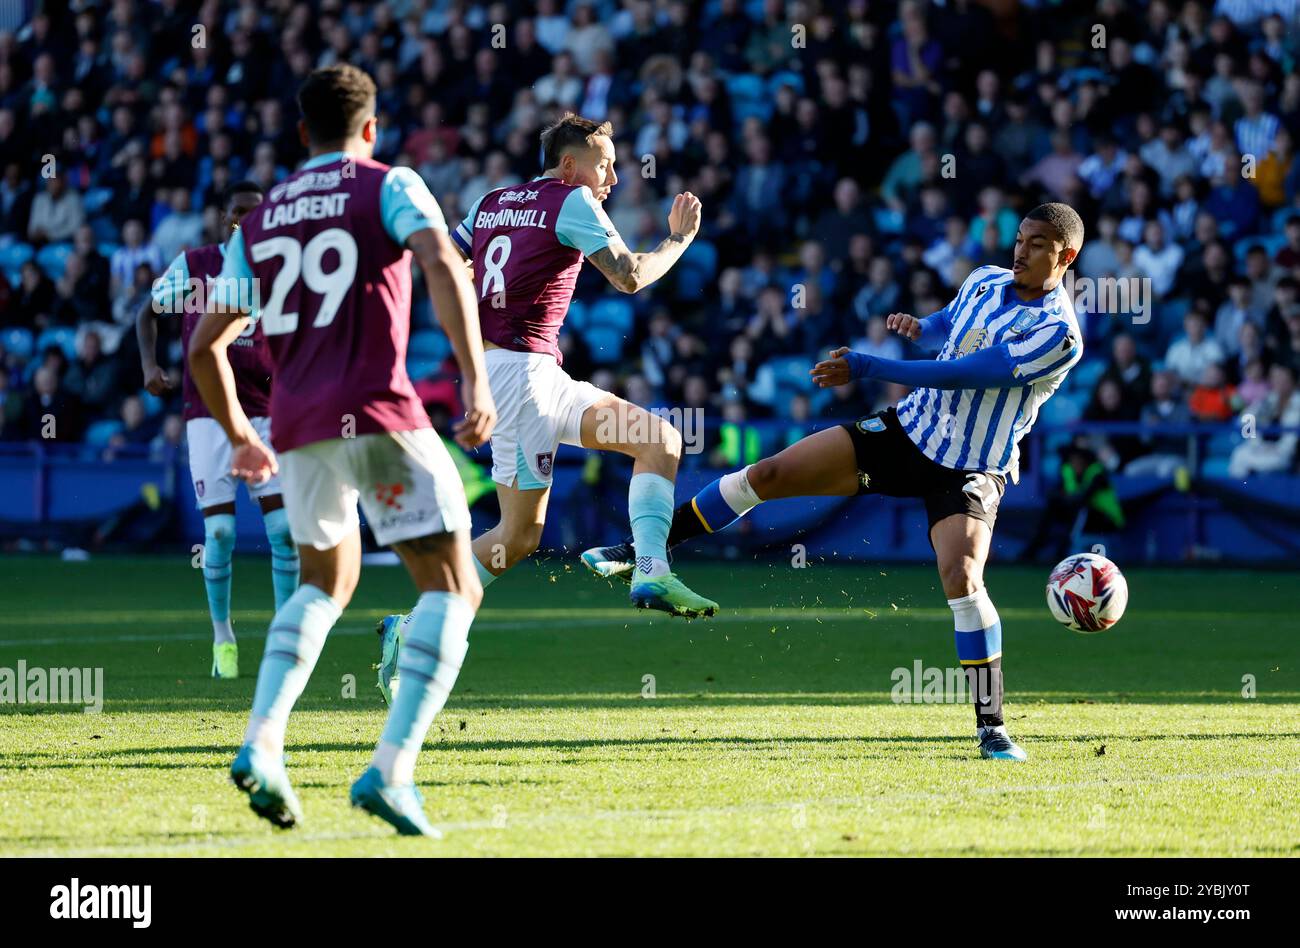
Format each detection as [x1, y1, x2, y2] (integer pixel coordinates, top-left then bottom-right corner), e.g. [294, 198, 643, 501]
[209, 230, 260, 319]
[452, 193, 484, 257]
[149, 252, 189, 314]
[381, 166, 448, 245]
[555, 186, 619, 257]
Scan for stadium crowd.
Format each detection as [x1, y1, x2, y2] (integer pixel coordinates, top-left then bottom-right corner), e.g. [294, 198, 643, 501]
[0, 0, 1298, 481]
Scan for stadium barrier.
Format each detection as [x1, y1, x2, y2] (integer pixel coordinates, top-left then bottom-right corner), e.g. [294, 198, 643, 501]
[1, 420, 1297, 563]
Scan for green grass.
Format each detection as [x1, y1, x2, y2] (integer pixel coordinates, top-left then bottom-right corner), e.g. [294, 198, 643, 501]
[0, 554, 1297, 856]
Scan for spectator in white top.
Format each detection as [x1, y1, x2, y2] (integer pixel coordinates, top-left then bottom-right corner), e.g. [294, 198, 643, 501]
[27, 174, 85, 245]
[110, 220, 162, 295]
[1076, 135, 1127, 199]
[1165, 310, 1227, 386]
[534, 52, 583, 110]
[1133, 220, 1184, 299]
[1229, 363, 1300, 479]
[533, 0, 571, 54]
[150, 188, 203, 265]
[564, 2, 614, 75]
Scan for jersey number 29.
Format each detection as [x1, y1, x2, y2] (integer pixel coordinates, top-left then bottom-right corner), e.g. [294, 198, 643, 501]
[251, 228, 358, 335]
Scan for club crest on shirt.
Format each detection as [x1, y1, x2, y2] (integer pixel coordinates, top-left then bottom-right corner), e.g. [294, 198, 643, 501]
[957, 327, 988, 354]
[195, 479, 205, 497]
[536, 452, 554, 477]
[1009, 311, 1040, 334]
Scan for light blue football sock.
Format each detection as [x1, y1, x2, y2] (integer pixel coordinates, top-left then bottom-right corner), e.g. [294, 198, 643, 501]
[373, 591, 474, 784]
[203, 513, 237, 644]
[262, 506, 300, 611]
[473, 554, 497, 589]
[243, 584, 342, 754]
[629, 472, 675, 577]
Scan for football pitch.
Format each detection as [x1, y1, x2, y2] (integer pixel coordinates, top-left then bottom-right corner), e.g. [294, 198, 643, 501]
[0, 554, 1296, 857]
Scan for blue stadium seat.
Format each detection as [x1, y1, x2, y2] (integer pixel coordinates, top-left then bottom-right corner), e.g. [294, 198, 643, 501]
[1040, 390, 1083, 425]
[566, 298, 588, 330]
[589, 297, 634, 333]
[768, 71, 805, 96]
[1, 326, 34, 361]
[82, 187, 115, 215]
[405, 357, 441, 381]
[35, 242, 74, 281]
[84, 419, 123, 448]
[0, 238, 33, 273]
[1234, 235, 1286, 264]
[407, 329, 450, 362]
[35, 326, 78, 360]
[585, 324, 625, 363]
[1067, 357, 1105, 394]
[138, 390, 164, 417]
[1201, 456, 1232, 478]
[1205, 429, 1239, 458]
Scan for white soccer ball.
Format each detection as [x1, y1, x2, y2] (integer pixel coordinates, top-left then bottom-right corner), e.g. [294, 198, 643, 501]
[1045, 552, 1128, 633]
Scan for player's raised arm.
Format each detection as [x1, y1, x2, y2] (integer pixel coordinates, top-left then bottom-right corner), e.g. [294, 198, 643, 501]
[587, 192, 700, 294]
[408, 226, 496, 449]
[812, 320, 1081, 391]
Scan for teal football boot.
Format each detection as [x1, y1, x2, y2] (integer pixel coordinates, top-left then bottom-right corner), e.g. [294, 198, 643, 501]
[230, 744, 303, 828]
[374, 614, 405, 706]
[978, 725, 1028, 761]
[350, 766, 442, 838]
[629, 569, 718, 618]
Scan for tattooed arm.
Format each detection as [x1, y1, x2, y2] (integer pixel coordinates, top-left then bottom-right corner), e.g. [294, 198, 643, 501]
[586, 192, 701, 294]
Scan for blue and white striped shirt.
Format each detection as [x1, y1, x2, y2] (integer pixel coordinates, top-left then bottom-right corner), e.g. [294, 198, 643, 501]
[895, 265, 1082, 481]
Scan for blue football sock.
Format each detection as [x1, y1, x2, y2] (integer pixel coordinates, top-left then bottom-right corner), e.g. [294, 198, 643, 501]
[262, 506, 300, 611]
[689, 466, 762, 535]
[203, 513, 237, 644]
[374, 591, 474, 784]
[629, 472, 675, 576]
[950, 588, 1005, 728]
[243, 584, 342, 755]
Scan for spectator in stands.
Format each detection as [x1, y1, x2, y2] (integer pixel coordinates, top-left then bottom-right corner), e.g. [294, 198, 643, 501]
[1278, 216, 1300, 271]
[1166, 309, 1227, 386]
[26, 174, 85, 246]
[63, 329, 122, 419]
[1126, 371, 1192, 478]
[1263, 277, 1300, 356]
[1101, 333, 1152, 406]
[22, 364, 84, 442]
[101, 394, 157, 461]
[1085, 375, 1144, 468]
[10, 261, 54, 331]
[0, 161, 32, 235]
[110, 220, 162, 296]
[1229, 363, 1300, 478]
[1076, 212, 1121, 281]
[1189, 363, 1239, 422]
[149, 188, 203, 264]
[1133, 219, 1184, 298]
[1237, 357, 1271, 407]
[1215, 276, 1262, 356]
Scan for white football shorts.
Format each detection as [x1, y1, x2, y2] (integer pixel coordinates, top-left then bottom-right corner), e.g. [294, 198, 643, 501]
[485, 348, 606, 490]
[278, 428, 470, 550]
[186, 415, 281, 509]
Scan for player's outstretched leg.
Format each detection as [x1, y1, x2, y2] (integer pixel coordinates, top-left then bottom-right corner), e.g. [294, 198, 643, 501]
[352, 531, 480, 837]
[931, 514, 1025, 762]
[579, 397, 718, 618]
[231, 535, 357, 828]
[260, 498, 300, 612]
[582, 426, 861, 583]
[202, 508, 239, 679]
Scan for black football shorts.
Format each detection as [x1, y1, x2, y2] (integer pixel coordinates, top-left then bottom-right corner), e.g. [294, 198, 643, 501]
[840, 407, 1006, 532]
